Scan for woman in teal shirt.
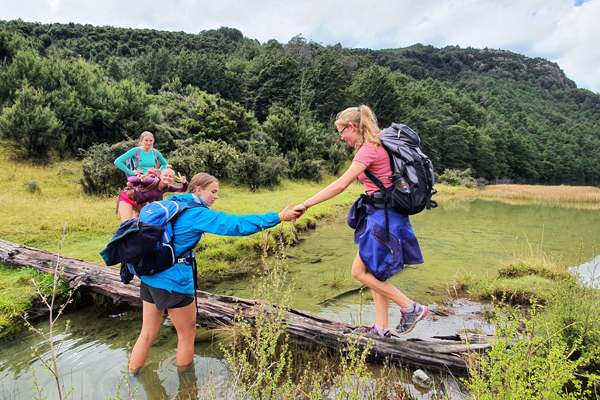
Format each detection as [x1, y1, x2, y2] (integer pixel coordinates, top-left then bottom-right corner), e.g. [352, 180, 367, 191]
[114, 131, 168, 176]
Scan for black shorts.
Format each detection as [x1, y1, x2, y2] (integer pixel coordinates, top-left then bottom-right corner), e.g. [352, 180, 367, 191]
[140, 281, 194, 311]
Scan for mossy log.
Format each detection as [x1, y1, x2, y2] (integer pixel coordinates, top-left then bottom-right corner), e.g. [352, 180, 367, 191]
[0, 238, 490, 374]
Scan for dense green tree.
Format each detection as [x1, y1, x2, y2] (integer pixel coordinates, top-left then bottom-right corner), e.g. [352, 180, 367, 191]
[262, 107, 305, 155]
[303, 50, 348, 121]
[347, 65, 402, 128]
[0, 84, 63, 161]
[248, 55, 301, 121]
[193, 92, 255, 143]
[1, 19, 600, 185]
[99, 80, 154, 142]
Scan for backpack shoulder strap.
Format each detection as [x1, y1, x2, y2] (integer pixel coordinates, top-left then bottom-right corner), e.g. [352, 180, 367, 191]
[363, 169, 386, 191]
[152, 148, 159, 169]
[363, 142, 394, 191]
[133, 147, 141, 170]
[170, 201, 208, 257]
[135, 176, 160, 193]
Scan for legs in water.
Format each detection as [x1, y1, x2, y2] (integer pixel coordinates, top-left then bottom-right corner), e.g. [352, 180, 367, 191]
[128, 301, 197, 396]
[167, 302, 197, 369]
[351, 253, 427, 335]
[129, 301, 165, 373]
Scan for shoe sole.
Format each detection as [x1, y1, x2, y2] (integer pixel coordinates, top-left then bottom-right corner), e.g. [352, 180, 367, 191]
[396, 306, 428, 335]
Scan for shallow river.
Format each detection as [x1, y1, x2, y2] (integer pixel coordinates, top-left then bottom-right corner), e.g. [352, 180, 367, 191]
[2, 198, 600, 399]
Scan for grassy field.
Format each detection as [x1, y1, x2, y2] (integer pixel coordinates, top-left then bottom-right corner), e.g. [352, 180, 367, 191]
[477, 184, 600, 210]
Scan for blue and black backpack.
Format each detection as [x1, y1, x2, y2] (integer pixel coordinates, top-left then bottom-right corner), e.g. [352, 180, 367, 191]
[101, 199, 206, 284]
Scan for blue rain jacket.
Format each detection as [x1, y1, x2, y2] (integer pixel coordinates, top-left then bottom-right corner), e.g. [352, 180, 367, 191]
[140, 193, 281, 294]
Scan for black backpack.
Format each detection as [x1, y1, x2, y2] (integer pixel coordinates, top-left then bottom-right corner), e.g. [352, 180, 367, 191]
[101, 200, 207, 284]
[361, 123, 437, 237]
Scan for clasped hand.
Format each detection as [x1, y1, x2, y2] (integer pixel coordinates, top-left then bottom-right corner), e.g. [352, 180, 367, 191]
[278, 203, 304, 223]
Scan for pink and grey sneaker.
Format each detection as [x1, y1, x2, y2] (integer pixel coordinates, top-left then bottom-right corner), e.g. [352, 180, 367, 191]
[354, 325, 392, 338]
[396, 302, 428, 334]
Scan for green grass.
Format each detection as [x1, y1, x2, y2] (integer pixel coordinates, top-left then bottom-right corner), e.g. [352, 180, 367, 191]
[0, 263, 70, 332]
[0, 264, 39, 330]
[454, 255, 577, 304]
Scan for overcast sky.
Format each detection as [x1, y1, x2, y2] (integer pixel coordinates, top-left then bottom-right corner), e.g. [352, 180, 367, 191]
[2, 0, 599, 94]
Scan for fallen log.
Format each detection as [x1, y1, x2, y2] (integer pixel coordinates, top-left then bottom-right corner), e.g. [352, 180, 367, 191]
[0, 238, 489, 374]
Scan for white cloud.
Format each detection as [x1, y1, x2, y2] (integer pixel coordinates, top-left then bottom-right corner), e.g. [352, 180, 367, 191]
[1, 0, 599, 93]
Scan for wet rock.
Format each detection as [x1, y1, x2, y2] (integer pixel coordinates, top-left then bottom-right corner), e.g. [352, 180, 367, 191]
[412, 369, 432, 389]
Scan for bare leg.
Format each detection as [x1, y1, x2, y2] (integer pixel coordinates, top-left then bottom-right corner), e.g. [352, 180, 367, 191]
[351, 253, 412, 309]
[118, 201, 134, 222]
[372, 291, 390, 330]
[129, 301, 164, 373]
[167, 302, 197, 369]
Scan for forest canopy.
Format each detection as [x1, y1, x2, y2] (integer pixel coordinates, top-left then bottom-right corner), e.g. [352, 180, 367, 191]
[1, 19, 599, 190]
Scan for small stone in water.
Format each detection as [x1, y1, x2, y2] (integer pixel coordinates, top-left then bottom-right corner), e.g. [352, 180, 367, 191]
[412, 369, 432, 389]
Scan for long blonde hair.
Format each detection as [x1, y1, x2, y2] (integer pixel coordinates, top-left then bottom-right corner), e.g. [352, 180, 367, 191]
[335, 105, 381, 152]
[188, 173, 218, 194]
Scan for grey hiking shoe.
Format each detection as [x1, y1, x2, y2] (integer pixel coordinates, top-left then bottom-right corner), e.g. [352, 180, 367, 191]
[396, 302, 428, 334]
[354, 325, 392, 338]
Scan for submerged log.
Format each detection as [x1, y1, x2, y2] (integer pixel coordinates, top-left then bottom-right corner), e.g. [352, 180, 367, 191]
[0, 238, 489, 374]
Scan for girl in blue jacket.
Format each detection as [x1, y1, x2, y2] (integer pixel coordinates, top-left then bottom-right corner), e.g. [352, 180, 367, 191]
[128, 173, 300, 374]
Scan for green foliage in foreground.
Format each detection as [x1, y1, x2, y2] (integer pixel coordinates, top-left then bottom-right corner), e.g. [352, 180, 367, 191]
[457, 256, 600, 398]
[466, 301, 589, 399]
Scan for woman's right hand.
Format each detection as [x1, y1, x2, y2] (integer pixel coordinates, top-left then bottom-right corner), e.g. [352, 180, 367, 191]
[279, 203, 301, 223]
[133, 169, 144, 175]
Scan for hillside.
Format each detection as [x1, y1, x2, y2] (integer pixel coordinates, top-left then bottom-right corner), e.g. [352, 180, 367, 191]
[1, 19, 599, 185]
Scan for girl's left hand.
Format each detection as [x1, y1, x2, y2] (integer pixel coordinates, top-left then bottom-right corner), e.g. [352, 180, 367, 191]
[177, 173, 187, 184]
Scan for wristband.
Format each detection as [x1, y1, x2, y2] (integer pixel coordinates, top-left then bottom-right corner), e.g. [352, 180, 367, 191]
[301, 202, 308, 209]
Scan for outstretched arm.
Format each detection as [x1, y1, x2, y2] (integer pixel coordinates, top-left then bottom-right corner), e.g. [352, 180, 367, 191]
[294, 161, 367, 213]
[194, 205, 299, 237]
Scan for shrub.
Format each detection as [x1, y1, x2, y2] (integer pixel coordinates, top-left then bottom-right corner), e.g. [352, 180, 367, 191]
[227, 153, 288, 192]
[169, 139, 238, 180]
[0, 84, 63, 162]
[437, 168, 477, 187]
[23, 181, 41, 194]
[286, 149, 324, 182]
[79, 139, 138, 195]
[466, 300, 586, 399]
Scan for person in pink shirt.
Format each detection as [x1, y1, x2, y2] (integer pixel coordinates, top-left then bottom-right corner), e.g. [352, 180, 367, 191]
[117, 168, 188, 221]
[293, 105, 427, 337]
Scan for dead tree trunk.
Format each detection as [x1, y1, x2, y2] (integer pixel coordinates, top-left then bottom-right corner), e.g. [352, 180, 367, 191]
[0, 238, 489, 374]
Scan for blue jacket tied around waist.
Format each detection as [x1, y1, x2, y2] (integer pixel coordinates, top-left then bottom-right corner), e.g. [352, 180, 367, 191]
[347, 196, 423, 282]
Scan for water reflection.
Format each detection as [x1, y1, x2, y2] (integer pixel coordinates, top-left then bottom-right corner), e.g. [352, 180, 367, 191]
[571, 255, 600, 288]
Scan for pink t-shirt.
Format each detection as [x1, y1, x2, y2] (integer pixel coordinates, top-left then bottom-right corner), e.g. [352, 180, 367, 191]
[353, 142, 393, 195]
